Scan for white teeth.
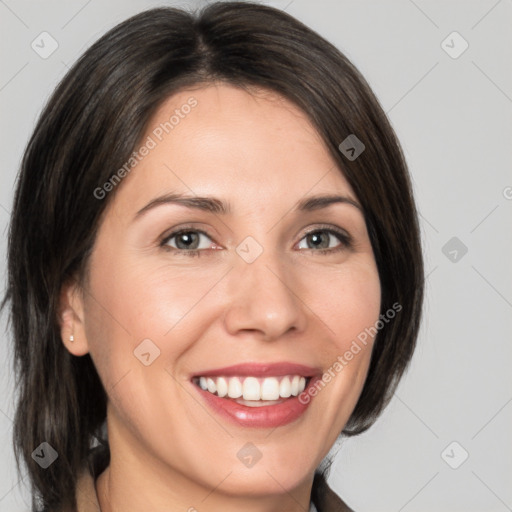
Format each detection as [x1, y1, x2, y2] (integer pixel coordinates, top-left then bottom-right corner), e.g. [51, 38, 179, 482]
[290, 375, 300, 396]
[243, 377, 260, 400]
[227, 377, 243, 398]
[196, 374, 308, 400]
[216, 377, 228, 398]
[206, 377, 216, 394]
[279, 376, 292, 398]
[261, 377, 280, 400]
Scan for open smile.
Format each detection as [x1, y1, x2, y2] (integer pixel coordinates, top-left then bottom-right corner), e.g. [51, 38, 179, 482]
[191, 362, 321, 428]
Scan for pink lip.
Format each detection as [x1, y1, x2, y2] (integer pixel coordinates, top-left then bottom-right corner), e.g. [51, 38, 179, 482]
[190, 362, 322, 428]
[190, 361, 321, 378]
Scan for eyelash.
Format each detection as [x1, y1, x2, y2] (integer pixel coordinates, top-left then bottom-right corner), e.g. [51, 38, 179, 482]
[159, 224, 352, 258]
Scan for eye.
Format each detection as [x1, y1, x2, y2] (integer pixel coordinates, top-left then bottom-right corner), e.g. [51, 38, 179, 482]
[161, 228, 217, 254]
[160, 225, 352, 257]
[297, 227, 351, 253]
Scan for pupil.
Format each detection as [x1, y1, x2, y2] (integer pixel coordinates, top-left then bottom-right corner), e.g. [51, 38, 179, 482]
[310, 231, 328, 249]
[177, 232, 198, 249]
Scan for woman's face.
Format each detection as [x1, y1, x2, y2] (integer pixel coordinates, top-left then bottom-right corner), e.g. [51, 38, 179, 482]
[65, 83, 380, 499]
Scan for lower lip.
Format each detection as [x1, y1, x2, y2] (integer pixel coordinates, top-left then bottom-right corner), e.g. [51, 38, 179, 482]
[193, 377, 319, 428]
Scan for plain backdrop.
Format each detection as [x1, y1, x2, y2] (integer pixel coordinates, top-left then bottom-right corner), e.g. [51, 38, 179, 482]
[1, 1, 511, 511]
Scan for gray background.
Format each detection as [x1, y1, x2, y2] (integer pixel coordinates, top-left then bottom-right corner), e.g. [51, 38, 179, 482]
[1, 1, 511, 511]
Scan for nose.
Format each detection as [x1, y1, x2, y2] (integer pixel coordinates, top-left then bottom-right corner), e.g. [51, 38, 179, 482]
[223, 246, 308, 342]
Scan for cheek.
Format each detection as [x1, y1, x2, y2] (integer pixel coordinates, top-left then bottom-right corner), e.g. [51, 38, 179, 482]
[307, 259, 381, 351]
[82, 253, 224, 384]
[300, 259, 381, 429]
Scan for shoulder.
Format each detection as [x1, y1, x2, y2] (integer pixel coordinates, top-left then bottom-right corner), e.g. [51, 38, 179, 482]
[311, 471, 355, 512]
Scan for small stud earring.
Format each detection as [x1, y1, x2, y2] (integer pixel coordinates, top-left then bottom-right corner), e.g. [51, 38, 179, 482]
[70, 334, 74, 342]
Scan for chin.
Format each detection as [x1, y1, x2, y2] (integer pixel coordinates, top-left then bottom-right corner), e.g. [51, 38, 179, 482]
[212, 466, 313, 497]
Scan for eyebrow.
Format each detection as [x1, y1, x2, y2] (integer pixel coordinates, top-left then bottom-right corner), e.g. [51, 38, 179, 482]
[133, 192, 362, 221]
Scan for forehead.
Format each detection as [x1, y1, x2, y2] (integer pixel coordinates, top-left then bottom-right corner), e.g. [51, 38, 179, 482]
[108, 83, 357, 215]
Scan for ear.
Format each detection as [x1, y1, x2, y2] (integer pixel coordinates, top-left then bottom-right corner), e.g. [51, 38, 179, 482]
[58, 277, 90, 356]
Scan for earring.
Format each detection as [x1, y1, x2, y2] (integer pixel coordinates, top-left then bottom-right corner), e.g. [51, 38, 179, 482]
[70, 334, 74, 342]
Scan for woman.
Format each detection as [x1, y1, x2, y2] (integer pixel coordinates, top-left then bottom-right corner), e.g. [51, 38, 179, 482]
[3, 2, 424, 511]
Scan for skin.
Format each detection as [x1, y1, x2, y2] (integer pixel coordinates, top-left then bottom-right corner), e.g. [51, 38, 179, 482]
[59, 83, 381, 512]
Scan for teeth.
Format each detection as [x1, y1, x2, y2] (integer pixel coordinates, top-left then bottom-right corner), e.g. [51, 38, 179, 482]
[291, 375, 299, 396]
[216, 377, 228, 398]
[196, 375, 308, 400]
[243, 377, 260, 400]
[261, 377, 280, 400]
[228, 377, 242, 398]
[279, 376, 292, 398]
[206, 377, 216, 394]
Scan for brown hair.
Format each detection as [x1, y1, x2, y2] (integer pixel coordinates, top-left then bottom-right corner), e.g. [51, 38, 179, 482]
[2, 2, 424, 510]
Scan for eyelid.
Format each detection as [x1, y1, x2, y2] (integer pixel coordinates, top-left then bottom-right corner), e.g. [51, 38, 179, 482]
[295, 224, 353, 250]
[299, 224, 351, 241]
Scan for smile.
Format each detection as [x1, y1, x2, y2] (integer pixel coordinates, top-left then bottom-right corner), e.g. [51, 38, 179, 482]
[193, 375, 309, 404]
[190, 362, 320, 427]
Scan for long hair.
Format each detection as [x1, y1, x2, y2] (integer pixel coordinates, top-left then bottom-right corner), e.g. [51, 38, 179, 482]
[2, 2, 424, 510]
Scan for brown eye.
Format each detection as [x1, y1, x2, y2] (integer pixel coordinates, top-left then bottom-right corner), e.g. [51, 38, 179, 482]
[297, 228, 351, 252]
[162, 229, 214, 252]
[172, 231, 200, 250]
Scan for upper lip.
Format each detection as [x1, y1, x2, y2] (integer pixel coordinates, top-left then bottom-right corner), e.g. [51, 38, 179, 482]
[191, 362, 321, 378]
